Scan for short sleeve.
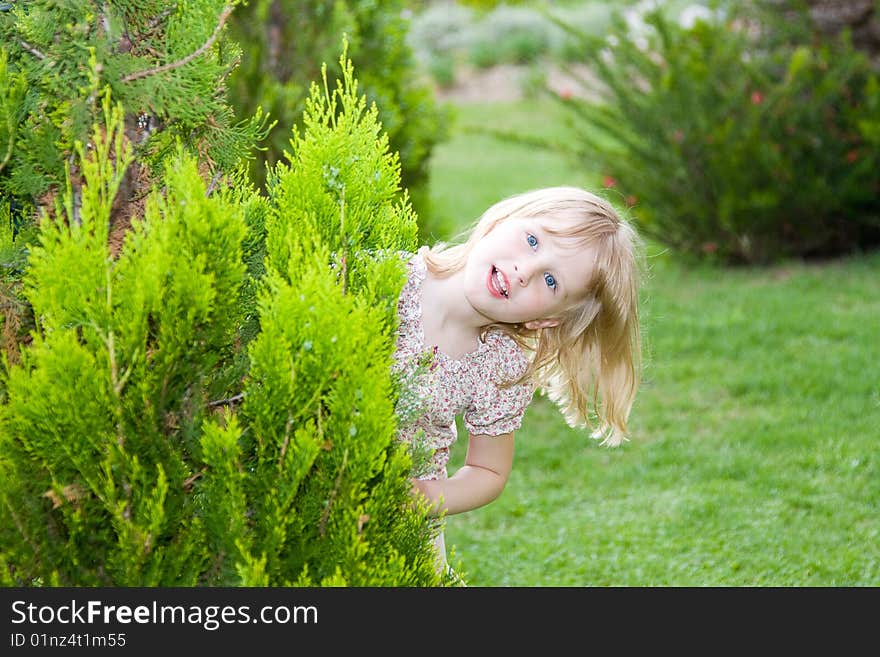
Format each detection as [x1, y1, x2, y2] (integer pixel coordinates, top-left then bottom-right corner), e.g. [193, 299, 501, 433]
[463, 332, 534, 436]
[463, 379, 534, 436]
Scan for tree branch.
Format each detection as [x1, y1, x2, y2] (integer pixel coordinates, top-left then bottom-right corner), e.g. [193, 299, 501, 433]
[121, 4, 233, 83]
[19, 39, 46, 60]
[205, 170, 223, 197]
[319, 449, 348, 538]
[208, 392, 245, 407]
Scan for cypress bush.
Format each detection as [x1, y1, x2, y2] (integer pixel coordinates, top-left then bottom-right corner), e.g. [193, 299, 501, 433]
[0, 0, 268, 216]
[227, 0, 447, 223]
[0, 22, 447, 586]
[0, 0, 269, 365]
[548, 1, 880, 264]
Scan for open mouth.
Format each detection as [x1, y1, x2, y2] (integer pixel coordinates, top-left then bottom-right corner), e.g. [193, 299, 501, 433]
[487, 265, 509, 299]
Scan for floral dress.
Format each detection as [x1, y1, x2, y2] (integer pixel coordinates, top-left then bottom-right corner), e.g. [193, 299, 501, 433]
[392, 250, 535, 481]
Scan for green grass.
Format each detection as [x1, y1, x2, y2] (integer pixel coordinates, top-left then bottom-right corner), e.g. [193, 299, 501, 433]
[424, 99, 880, 586]
[420, 98, 603, 243]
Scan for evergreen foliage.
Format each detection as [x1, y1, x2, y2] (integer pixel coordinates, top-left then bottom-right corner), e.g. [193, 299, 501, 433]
[0, 42, 447, 585]
[0, 0, 267, 200]
[240, 50, 440, 585]
[227, 0, 447, 222]
[547, 1, 880, 264]
[0, 0, 270, 364]
[0, 195, 36, 370]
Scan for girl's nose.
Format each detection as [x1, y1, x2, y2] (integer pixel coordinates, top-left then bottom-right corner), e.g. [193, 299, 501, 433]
[513, 263, 531, 285]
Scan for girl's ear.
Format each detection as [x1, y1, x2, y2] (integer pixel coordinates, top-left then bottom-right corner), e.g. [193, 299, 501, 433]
[524, 318, 560, 330]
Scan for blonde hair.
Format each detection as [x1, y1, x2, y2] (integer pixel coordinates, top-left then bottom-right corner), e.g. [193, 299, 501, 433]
[423, 186, 643, 447]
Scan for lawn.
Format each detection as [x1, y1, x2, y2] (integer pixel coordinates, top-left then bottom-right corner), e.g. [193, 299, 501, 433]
[424, 96, 880, 586]
[419, 97, 603, 242]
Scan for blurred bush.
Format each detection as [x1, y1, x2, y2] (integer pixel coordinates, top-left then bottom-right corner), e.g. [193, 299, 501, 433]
[465, 6, 553, 68]
[407, 2, 616, 85]
[408, 1, 475, 62]
[549, 1, 880, 264]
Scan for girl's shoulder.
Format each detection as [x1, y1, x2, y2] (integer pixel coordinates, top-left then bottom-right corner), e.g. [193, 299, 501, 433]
[395, 248, 428, 280]
[480, 329, 531, 383]
[395, 250, 427, 329]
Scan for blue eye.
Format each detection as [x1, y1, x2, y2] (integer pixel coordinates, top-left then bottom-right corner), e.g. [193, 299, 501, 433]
[544, 272, 557, 289]
[526, 233, 538, 249]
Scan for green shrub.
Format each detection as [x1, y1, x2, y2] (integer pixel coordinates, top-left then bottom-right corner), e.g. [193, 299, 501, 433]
[0, 197, 36, 373]
[549, 2, 880, 263]
[428, 52, 458, 88]
[468, 40, 501, 69]
[0, 53, 447, 587]
[407, 2, 474, 64]
[409, 1, 617, 70]
[550, 3, 616, 61]
[0, 1, 267, 204]
[227, 0, 447, 223]
[465, 5, 553, 67]
[502, 29, 550, 64]
[0, 1, 269, 366]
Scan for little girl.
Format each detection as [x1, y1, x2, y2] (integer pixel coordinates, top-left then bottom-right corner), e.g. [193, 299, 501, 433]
[392, 186, 643, 567]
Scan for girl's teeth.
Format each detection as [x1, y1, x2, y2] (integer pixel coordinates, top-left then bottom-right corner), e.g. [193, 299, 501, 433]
[494, 269, 507, 296]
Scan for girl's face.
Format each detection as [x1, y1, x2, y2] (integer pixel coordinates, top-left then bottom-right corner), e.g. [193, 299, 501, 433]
[463, 217, 595, 328]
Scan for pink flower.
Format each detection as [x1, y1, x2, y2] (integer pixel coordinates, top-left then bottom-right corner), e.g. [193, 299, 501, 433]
[558, 87, 573, 100]
[602, 175, 616, 188]
[701, 242, 718, 254]
[750, 91, 763, 105]
[846, 150, 859, 163]
[625, 195, 637, 207]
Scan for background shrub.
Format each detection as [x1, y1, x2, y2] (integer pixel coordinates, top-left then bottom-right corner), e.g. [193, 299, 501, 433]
[548, 1, 880, 263]
[465, 6, 553, 66]
[408, 2, 476, 65]
[408, 1, 637, 68]
[428, 52, 458, 88]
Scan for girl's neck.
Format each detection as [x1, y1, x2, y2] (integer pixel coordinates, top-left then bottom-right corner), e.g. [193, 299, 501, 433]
[423, 268, 486, 330]
[420, 268, 486, 358]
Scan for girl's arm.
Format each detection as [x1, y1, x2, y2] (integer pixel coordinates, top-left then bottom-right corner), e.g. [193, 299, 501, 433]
[411, 432, 514, 516]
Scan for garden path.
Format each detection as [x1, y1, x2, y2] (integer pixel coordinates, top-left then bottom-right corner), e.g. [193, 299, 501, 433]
[435, 62, 600, 103]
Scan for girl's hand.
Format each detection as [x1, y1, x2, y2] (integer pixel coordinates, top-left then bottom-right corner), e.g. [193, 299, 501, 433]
[410, 478, 429, 499]
[405, 478, 434, 515]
